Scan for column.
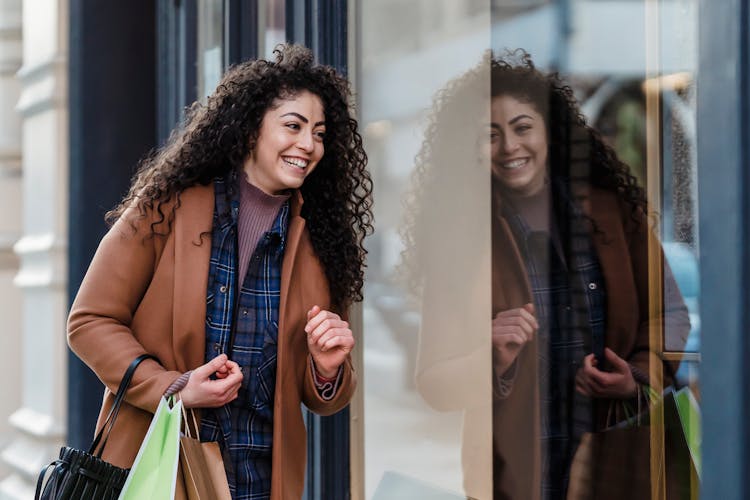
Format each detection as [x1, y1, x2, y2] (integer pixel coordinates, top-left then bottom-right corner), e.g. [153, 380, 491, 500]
[0, 0, 68, 497]
[0, 0, 22, 482]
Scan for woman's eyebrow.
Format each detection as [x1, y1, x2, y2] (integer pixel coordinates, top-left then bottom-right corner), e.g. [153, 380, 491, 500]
[280, 112, 326, 127]
[509, 114, 533, 125]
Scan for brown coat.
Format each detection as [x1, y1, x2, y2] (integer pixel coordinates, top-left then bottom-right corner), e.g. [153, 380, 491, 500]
[68, 183, 356, 500]
[415, 186, 690, 499]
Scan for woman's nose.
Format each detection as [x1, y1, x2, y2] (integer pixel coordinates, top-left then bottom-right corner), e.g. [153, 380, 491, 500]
[502, 134, 519, 154]
[297, 131, 315, 153]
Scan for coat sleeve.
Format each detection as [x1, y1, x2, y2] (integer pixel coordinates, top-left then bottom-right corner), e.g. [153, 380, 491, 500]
[625, 204, 691, 388]
[301, 354, 357, 416]
[67, 204, 183, 414]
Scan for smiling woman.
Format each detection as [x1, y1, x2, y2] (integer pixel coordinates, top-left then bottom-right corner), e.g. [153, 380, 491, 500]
[245, 90, 327, 195]
[489, 94, 549, 197]
[66, 44, 373, 500]
[403, 51, 691, 500]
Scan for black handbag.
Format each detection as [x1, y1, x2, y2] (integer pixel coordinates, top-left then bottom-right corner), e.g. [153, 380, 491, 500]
[35, 353, 159, 500]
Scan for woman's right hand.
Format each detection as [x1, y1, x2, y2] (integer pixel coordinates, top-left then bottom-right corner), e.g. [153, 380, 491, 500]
[492, 303, 538, 375]
[180, 354, 243, 409]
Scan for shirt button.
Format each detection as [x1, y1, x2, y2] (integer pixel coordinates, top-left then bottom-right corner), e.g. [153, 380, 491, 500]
[588, 282, 598, 290]
[213, 343, 222, 352]
[220, 285, 227, 293]
[242, 309, 248, 317]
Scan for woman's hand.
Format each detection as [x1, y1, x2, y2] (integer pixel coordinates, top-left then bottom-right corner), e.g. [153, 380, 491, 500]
[305, 305, 355, 378]
[492, 303, 538, 375]
[575, 348, 638, 399]
[180, 354, 243, 408]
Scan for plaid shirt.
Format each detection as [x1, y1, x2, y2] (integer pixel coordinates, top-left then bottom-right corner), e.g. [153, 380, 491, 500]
[504, 185, 606, 500]
[200, 174, 289, 500]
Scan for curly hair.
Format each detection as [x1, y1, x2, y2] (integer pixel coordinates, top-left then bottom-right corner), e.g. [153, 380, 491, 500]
[400, 50, 648, 295]
[398, 55, 493, 296]
[107, 44, 373, 309]
[490, 49, 647, 214]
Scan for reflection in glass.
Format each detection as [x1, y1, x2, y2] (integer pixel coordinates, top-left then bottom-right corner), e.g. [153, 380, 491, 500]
[197, 0, 223, 99]
[486, 53, 693, 500]
[358, 0, 700, 499]
[260, 0, 286, 59]
[360, 1, 492, 498]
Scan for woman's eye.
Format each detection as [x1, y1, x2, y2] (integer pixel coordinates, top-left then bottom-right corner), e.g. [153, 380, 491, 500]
[286, 123, 301, 131]
[314, 130, 326, 140]
[515, 125, 531, 134]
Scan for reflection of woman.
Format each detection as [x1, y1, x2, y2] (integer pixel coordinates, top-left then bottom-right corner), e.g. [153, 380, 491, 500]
[68, 44, 372, 499]
[406, 52, 689, 500]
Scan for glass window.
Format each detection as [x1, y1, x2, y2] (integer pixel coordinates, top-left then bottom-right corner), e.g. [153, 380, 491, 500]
[259, 0, 286, 59]
[358, 1, 493, 498]
[356, 0, 700, 498]
[197, 0, 224, 99]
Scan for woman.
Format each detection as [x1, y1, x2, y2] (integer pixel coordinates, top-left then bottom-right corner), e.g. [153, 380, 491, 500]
[406, 52, 689, 499]
[67, 44, 373, 500]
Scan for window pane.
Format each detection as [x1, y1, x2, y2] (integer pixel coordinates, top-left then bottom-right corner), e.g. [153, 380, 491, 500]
[359, 1, 493, 498]
[357, 0, 699, 498]
[260, 0, 286, 60]
[197, 0, 223, 98]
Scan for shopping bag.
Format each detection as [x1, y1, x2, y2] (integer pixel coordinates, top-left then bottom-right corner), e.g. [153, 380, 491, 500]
[35, 354, 158, 500]
[566, 423, 651, 500]
[372, 471, 469, 499]
[666, 386, 701, 479]
[118, 396, 183, 500]
[567, 385, 699, 500]
[179, 407, 231, 499]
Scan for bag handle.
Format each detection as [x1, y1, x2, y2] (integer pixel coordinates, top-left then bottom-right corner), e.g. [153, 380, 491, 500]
[179, 399, 201, 439]
[89, 353, 160, 457]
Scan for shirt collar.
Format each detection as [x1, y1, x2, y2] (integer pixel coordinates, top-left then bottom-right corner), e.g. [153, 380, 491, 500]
[213, 172, 291, 249]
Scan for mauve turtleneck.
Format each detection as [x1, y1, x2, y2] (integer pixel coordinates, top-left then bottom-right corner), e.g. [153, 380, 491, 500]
[237, 177, 291, 282]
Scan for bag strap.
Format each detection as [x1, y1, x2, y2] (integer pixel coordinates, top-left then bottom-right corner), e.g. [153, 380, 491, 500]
[89, 353, 160, 457]
[35, 461, 56, 500]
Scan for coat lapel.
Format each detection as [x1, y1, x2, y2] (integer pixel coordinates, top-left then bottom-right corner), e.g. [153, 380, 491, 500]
[173, 183, 214, 371]
[584, 187, 639, 354]
[278, 191, 306, 349]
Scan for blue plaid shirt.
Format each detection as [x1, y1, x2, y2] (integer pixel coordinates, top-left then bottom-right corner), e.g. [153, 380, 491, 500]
[200, 174, 289, 500]
[504, 184, 606, 500]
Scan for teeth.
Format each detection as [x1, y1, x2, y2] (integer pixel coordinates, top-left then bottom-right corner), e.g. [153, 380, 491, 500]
[503, 158, 527, 170]
[283, 157, 308, 168]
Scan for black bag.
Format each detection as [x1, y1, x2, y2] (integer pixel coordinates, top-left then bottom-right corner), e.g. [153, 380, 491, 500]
[35, 354, 158, 500]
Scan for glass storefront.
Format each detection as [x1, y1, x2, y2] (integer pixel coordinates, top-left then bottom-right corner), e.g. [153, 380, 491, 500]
[356, 1, 700, 498]
[197, 0, 224, 99]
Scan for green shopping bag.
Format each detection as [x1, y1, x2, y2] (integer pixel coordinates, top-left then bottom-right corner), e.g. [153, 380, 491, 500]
[118, 396, 182, 500]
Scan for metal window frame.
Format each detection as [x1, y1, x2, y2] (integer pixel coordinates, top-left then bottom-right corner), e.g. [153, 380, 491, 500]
[697, 0, 750, 498]
[157, 0, 197, 143]
[299, 4, 352, 498]
[225, 0, 258, 65]
[68, 0, 158, 449]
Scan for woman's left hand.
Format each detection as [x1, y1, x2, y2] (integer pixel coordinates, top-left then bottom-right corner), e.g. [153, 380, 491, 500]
[575, 348, 638, 399]
[305, 305, 355, 378]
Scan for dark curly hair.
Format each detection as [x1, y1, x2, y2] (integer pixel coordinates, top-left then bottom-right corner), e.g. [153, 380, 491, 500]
[490, 49, 647, 214]
[107, 44, 373, 309]
[400, 50, 648, 295]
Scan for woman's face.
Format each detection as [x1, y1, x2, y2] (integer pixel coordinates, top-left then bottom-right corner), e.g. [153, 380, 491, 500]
[490, 94, 548, 197]
[244, 89, 326, 194]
